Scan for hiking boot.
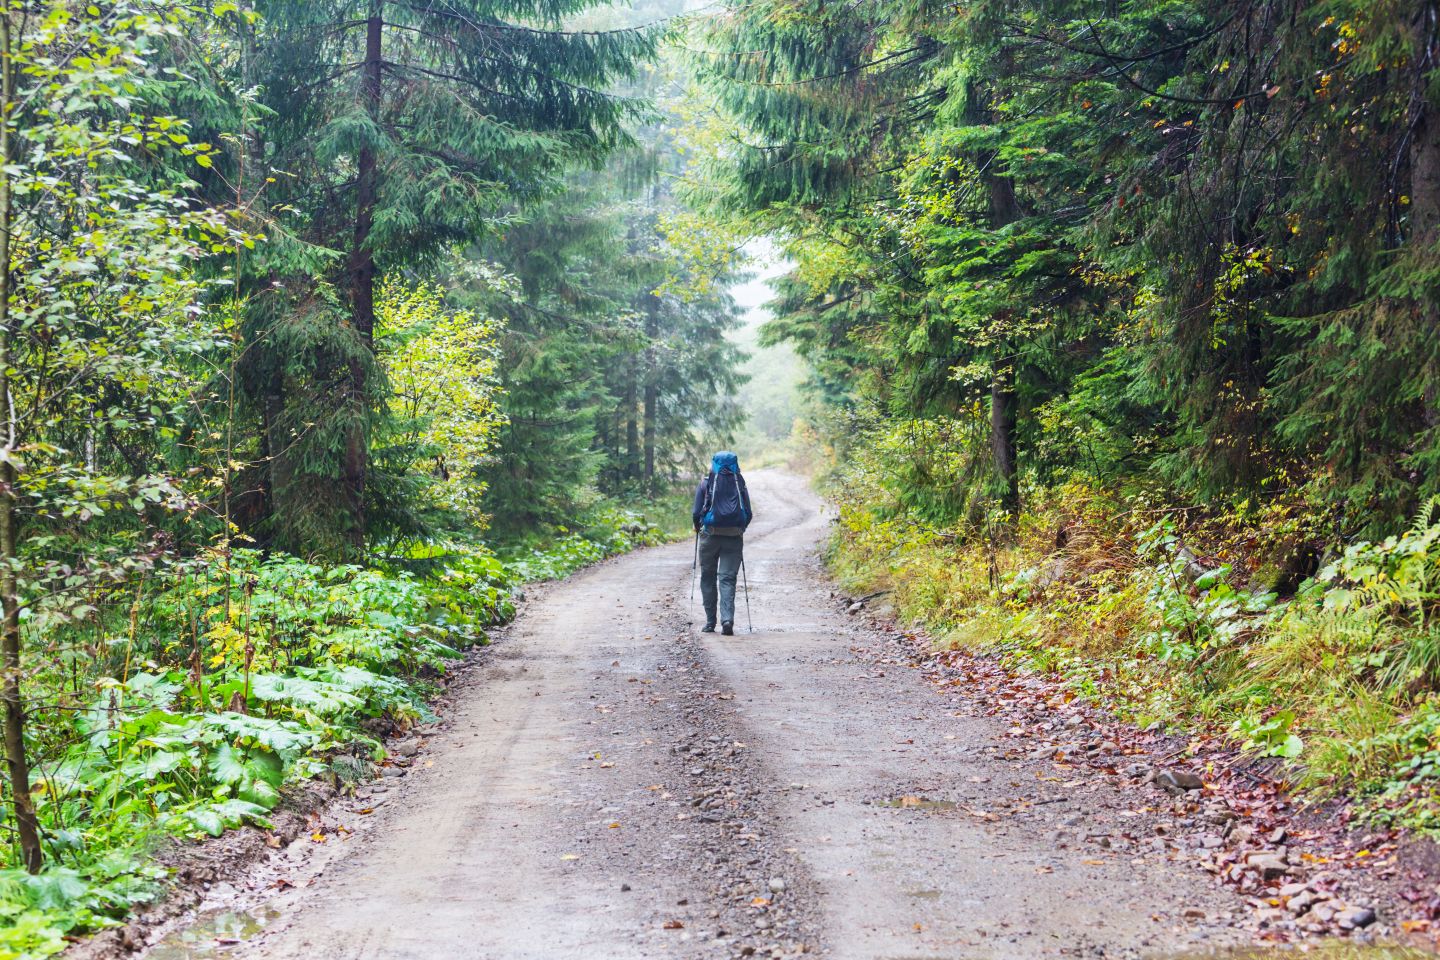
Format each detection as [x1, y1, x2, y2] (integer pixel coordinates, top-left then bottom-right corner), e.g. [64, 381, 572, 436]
[721, 621, 734, 636]
[701, 622, 716, 633]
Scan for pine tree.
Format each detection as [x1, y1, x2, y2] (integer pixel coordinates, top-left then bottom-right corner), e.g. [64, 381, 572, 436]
[700, 0, 1440, 532]
[188, 0, 653, 555]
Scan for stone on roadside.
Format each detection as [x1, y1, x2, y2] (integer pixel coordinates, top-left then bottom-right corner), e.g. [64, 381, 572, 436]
[1255, 906, 1287, 925]
[1336, 906, 1376, 930]
[1244, 853, 1291, 879]
[1286, 891, 1318, 915]
[768, 878, 785, 894]
[1155, 769, 1205, 794]
[392, 740, 420, 758]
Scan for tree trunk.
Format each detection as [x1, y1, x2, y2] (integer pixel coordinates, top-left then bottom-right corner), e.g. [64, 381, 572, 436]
[262, 381, 287, 530]
[343, 5, 383, 554]
[965, 80, 1026, 517]
[1411, 4, 1440, 250]
[0, 11, 42, 874]
[1408, 2, 1440, 426]
[642, 295, 658, 489]
[985, 185, 1022, 518]
[990, 365, 1019, 518]
[624, 354, 639, 483]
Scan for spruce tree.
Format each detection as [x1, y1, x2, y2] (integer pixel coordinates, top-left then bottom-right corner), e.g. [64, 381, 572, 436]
[194, 0, 653, 554]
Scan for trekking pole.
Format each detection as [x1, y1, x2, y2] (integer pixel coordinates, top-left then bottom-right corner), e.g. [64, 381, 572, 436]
[741, 559, 753, 633]
[690, 530, 699, 601]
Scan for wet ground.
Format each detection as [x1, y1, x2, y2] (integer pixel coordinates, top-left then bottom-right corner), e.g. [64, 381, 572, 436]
[130, 472, 1430, 960]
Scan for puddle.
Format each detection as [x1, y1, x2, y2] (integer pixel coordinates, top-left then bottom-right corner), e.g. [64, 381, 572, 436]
[876, 796, 957, 811]
[1166, 946, 1433, 959]
[903, 888, 943, 900]
[145, 907, 282, 959]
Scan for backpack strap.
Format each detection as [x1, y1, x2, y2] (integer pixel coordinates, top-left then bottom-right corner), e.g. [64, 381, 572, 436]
[702, 471, 716, 516]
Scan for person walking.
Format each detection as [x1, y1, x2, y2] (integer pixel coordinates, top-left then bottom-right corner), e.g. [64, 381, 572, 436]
[692, 451, 753, 635]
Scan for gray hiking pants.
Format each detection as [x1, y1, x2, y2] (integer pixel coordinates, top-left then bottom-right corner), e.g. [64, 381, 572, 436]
[698, 530, 743, 626]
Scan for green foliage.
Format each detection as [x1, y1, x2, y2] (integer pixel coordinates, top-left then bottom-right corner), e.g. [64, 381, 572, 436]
[373, 277, 509, 537]
[1, 494, 671, 952]
[0, 862, 163, 960]
[160, 0, 655, 557]
[827, 431, 1440, 832]
[469, 56, 750, 534]
[0, 0, 727, 950]
[1233, 711, 1305, 761]
[695, 0, 1440, 841]
[498, 505, 670, 581]
[697, 0, 1440, 531]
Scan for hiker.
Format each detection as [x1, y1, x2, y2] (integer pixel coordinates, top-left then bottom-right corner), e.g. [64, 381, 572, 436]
[692, 451, 753, 635]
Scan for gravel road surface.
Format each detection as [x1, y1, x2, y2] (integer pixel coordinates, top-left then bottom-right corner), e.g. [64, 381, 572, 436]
[144, 470, 1259, 960]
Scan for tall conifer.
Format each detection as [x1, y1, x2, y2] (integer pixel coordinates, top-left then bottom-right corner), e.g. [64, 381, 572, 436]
[206, 0, 653, 553]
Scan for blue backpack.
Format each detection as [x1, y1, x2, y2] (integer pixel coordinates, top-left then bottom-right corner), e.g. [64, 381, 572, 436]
[702, 451, 750, 529]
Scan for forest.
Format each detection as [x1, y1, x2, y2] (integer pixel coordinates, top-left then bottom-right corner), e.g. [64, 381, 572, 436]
[0, 0, 749, 951]
[2, 0, 1440, 956]
[693, 0, 1440, 838]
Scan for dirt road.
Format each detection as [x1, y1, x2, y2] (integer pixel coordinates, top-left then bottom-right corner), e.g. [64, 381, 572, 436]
[149, 470, 1256, 960]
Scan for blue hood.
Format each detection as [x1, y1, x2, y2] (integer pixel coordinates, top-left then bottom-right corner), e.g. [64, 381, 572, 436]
[711, 451, 740, 474]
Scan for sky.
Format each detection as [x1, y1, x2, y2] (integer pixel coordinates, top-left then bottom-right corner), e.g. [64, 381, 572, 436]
[728, 239, 805, 450]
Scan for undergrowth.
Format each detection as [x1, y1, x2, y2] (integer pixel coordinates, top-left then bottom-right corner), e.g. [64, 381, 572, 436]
[826, 432, 1440, 838]
[0, 506, 666, 960]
